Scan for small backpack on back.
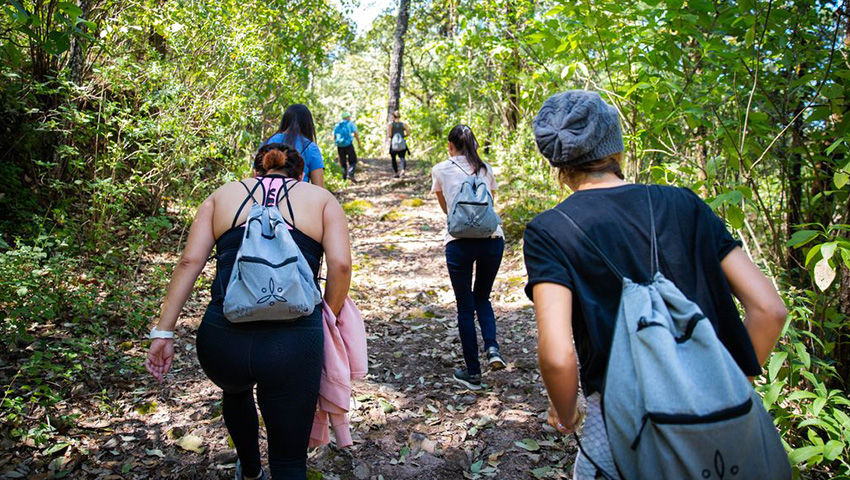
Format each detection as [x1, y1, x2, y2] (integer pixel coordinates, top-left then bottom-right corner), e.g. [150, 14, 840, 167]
[446, 160, 501, 239]
[334, 121, 352, 147]
[391, 132, 406, 152]
[555, 187, 790, 480]
[223, 179, 322, 323]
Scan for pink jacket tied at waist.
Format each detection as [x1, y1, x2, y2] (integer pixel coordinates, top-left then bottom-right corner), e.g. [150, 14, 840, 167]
[310, 297, 367, 448]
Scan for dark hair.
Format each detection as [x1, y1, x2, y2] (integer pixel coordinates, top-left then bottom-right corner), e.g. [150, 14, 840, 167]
[392, 110, 400, 120]
[253, 142, 304, 179]
[448, 124, 484, 174]
[277, 104, 316, 144]
[557, 153, 624, 185]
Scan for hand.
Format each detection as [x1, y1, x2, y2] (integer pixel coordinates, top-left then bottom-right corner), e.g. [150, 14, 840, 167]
[548, 403, 584, 435]
[145, 338, 174, 383]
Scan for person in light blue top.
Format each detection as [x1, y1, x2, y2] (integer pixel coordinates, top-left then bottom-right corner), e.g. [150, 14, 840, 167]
[333, 112, 362, 182]
[261, 104, 325, 187]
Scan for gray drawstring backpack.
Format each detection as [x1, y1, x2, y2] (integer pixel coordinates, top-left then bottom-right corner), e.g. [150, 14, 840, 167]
[555, 187, 790, 480]
[223, 178, 322, 323]
[446, 160, 501, 238]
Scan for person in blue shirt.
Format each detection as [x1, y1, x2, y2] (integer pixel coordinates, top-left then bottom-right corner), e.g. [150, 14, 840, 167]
[333, 112, 362, 182]
[261, 104, 325, 187]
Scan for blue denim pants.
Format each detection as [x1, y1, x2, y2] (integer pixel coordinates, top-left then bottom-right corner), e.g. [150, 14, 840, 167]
[445, 237, 505, 375]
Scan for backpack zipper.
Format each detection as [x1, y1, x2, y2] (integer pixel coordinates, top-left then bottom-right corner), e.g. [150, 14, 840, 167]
[630, 397, 753, 450]
[237, 256, 298, 280]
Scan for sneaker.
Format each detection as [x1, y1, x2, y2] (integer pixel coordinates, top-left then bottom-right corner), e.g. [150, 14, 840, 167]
[453, 368, 482, 390]
[487, 347, 506, 370]
[235, 459, 266, 480]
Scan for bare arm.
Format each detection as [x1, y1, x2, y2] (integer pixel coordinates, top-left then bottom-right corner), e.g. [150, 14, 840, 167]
[722, 247, 787, 366]
[322, 197, 352, 316]
[310, 169, 325, 188]
[146, 194, 216, 382]
[387, 124, 392, 139]
[403, 123, 410, 136]
[435, 191, 447, 214]
[533, 282, 581, 432]
[156, 196, 216, 331]
[353, 131, 362, 149]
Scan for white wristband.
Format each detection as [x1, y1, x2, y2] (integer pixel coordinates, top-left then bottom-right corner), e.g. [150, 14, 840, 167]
[149, 327, 175, 339]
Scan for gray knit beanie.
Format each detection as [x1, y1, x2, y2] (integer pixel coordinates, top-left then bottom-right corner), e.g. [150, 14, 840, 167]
[532, 90, 623, 167]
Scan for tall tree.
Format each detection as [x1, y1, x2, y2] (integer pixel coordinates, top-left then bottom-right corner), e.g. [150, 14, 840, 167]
[387, 0, 411, 130]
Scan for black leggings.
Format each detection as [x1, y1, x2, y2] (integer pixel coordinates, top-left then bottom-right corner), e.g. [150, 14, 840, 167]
[390, 150, 406, 173]
[196, 305, 323, 479]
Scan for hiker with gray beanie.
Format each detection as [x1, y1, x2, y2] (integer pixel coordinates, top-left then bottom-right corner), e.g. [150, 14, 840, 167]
[524, 90, 789, 478]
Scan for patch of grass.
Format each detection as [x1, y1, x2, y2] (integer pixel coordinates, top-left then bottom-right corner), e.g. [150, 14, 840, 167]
[343, 199, 374, 216]
[380, 209, 403, 221]
[401, 198, 424, 208]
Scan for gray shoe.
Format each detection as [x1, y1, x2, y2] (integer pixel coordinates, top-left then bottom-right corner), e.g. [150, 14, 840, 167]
[487, 347, 506, 370]
[235, 459, 266, 480]
[453, 368, 482, 390]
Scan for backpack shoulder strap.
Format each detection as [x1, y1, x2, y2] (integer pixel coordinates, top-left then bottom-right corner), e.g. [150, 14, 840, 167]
[449, 159, 472, 176]
[552, 208, 624, 281]
[231, 180, 265, 229]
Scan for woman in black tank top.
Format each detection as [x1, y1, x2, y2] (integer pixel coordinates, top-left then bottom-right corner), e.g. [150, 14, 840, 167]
[387, 110, 410, 177]
[145, 143, 352, 480]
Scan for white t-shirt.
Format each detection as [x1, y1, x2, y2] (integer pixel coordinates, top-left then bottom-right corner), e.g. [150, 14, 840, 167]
[431, 155, 504, 244]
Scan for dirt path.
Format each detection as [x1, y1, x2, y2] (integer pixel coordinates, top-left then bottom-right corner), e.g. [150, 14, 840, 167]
[0, 158, 576, 480]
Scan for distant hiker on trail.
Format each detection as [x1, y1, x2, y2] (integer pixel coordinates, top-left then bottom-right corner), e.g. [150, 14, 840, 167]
[261, 103, 326, 188]
[333, 111, 362, 182]
[524, 90, 790, 479]
[145, 142, 352, 480]
[431, 124, 506, 391]
[387, 110, 410, 178]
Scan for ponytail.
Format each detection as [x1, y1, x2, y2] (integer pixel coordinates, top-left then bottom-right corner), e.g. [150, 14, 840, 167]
[253, 142, 305, 179]
[448, 124, 484, 174]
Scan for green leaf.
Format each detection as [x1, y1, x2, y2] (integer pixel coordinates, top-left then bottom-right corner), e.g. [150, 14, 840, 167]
[514, 438, 540, 452]
[470, 459, 483, 473]
[812, 397, 827, 416]
[726, 204, 744, 230]
[787, 230, 819, 248]
[835, 172, 849, 189]
[788, 445, 822, 465]
[767, 352, 786, 381]
[795, 343, 812, 370]
[823, 440, 844, 461]
[786, 390, 818, 402]
[762, 380, 783, 407]
[531, 466, 552, 479]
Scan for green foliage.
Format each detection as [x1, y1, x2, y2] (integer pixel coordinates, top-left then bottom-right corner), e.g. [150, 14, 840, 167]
[761, 289, 850, 476]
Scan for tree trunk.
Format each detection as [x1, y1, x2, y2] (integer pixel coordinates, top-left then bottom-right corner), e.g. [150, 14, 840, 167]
[502, 1, 520, 132]
[386, 0, 411, 133]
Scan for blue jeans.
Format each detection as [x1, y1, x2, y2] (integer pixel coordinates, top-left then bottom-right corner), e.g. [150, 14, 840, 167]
[445, 237, 504, 376]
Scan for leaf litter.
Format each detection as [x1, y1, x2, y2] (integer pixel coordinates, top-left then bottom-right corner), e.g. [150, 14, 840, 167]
[0, 159, 576, 479]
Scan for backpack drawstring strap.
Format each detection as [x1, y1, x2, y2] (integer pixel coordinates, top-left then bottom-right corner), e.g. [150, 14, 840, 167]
[646, 186, 660, 275]
[553, 208, 625, 281]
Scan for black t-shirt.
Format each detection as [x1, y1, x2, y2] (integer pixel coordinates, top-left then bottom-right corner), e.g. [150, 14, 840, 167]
[523, 183, 761, 394]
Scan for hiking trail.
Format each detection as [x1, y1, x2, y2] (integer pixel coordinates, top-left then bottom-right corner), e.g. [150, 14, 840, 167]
[12, 158, 577, 479]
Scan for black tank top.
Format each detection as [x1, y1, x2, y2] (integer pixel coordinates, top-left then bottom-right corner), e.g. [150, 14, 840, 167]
[391, 122, 405, 137]
[209, 175, 323, 306]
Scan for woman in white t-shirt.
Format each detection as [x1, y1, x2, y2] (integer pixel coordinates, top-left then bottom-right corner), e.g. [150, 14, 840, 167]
[431, 125, 506, 390]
